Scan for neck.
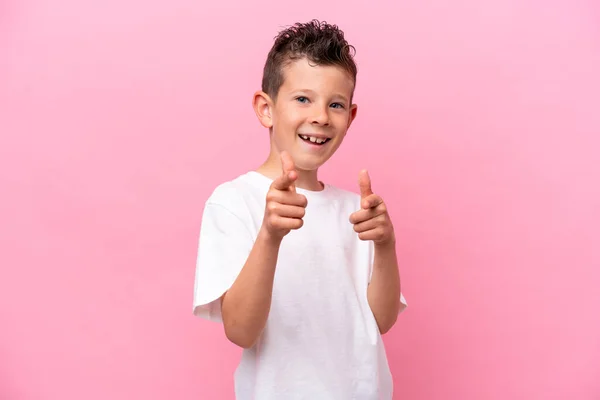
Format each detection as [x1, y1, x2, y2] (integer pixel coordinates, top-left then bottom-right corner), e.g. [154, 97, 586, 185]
[256, 150, 324, 191]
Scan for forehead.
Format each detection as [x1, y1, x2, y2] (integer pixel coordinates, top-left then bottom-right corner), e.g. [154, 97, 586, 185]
[279, 58, 355, 96]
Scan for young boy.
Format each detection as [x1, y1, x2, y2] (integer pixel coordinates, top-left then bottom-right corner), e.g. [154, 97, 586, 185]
[193, 20, 407, 399]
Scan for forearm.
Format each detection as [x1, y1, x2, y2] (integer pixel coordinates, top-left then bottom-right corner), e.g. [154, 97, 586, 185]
[367, 241, 401, 334]
[221, 227, 281, 348]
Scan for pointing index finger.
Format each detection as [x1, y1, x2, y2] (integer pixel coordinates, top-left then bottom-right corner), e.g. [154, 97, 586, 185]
[272, 171, 297, 190]
[272, 151, 297, 191]
[359, 169, 373, 200]
[281, 151, 295, 177]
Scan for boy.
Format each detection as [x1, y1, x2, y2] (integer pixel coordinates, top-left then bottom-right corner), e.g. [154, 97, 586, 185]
[193, 20, 407, 399]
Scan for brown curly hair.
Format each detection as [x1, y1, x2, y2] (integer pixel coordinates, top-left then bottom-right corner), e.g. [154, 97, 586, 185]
[261, 20, 357, 100]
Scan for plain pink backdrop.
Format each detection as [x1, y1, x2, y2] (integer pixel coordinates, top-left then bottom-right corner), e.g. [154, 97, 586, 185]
[1, 0, 599, 399]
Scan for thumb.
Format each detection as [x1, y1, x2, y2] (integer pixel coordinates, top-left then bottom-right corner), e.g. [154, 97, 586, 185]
[358, 169, 373, 199]
[280, 151, 296, 191]
[281, 151, 295, 175]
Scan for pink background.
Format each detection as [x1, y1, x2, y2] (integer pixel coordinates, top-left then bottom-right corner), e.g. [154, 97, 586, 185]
[1, 0, 599, 399]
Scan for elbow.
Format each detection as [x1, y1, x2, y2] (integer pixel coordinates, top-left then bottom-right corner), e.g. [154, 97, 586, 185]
[225, 329, 256, 349]
[377, 303, 400, 335]
[378, 315, 398, 335]
[223, 320, 258, 349]
[220, 293, 267, 349]
[221, 295, 257, 349]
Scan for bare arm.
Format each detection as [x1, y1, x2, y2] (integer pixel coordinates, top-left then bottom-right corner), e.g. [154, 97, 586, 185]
[221, 151, 306, 349]
[351, 170, 402, 335]
[221, 229, 282, 348]
[367, 241, 401, 334]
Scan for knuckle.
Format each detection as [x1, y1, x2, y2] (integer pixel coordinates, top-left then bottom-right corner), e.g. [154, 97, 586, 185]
[299, 195, 308, 207]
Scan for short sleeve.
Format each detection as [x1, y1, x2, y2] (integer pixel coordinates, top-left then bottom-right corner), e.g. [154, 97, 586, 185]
[399, 292, 408, 314]
[193, 202, 255, 323]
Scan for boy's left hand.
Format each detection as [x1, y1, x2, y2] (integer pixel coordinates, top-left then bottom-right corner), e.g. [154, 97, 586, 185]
[349, 170, 395, 246]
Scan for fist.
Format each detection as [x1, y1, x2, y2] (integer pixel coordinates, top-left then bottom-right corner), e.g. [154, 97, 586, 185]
[349, 170, 395, 246]
[262, 151, 308, 240]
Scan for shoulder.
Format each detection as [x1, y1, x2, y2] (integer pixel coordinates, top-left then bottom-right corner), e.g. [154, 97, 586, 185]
[204, 171, 265, 216]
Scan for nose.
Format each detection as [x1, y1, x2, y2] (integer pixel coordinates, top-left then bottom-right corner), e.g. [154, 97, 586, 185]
[310, 105, 330, 126]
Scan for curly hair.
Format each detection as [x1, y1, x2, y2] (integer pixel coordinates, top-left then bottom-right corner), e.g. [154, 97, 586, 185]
[261, 20, 357, 100]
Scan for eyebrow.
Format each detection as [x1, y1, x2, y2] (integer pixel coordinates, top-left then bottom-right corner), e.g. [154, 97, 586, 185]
[291, 89, 349, 104]
[332, 94, 350, 104]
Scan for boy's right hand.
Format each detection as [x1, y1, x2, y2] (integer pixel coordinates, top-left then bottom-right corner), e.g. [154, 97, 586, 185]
[262, 151, 308, 241]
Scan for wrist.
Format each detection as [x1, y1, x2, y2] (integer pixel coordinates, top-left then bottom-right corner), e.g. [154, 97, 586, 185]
[374, 237, 396, 253]
[258, 225, 284, 247]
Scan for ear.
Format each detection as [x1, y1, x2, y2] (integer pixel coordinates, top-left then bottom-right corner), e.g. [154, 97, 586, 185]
[347, 103, 358, 129]
[252, 91, 274, 129]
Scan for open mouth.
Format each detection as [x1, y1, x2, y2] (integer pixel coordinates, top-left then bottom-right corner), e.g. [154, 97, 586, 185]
[298, 134, 331, 145]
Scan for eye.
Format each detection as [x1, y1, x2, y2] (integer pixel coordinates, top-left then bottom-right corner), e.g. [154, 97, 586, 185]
[330, 103, 345, 109]
[296, 96, 309, 103]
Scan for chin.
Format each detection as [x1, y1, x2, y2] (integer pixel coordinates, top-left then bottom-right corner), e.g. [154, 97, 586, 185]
[293, 156, 329, 172]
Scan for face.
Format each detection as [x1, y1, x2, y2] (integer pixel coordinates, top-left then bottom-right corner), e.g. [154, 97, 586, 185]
[255, 58, 358, 172]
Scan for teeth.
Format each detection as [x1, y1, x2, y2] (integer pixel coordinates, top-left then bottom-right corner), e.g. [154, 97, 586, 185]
[300, 134, 328, 144]
[300, 135, 328, 144]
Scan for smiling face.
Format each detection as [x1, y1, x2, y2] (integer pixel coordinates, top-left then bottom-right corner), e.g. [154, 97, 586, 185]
[257, 57, 358, 173]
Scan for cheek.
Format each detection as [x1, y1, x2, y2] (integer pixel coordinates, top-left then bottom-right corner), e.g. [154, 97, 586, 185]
[332, 114, 351, 131]
[285, 107, 305, 124]
[275, 106, 300, 125]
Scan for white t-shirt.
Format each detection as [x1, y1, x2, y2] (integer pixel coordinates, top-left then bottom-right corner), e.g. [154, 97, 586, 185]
[193, 171, 407, 400]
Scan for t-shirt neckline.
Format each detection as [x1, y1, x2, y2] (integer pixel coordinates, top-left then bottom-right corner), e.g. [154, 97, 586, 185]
[244, 171, 334, 202]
